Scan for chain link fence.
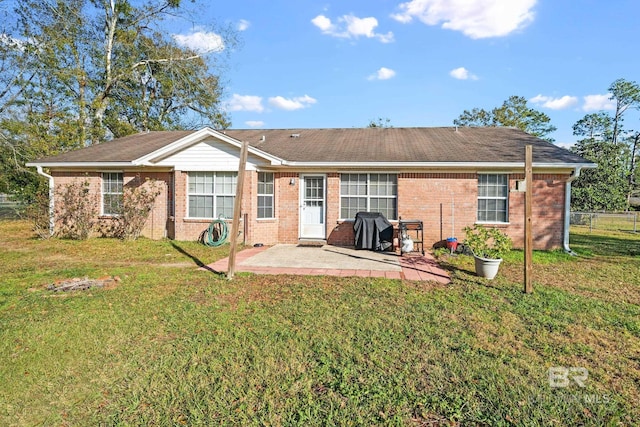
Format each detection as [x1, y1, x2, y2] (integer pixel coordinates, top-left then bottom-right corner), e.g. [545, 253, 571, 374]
[0, 194, 21, 219]
[570, 211, 639, 233]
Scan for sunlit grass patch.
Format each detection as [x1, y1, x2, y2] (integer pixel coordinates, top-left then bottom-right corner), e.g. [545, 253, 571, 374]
[0, 220, 638, 425]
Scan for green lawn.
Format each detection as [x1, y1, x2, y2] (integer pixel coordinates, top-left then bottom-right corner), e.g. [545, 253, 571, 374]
[0, 220, 638, 426]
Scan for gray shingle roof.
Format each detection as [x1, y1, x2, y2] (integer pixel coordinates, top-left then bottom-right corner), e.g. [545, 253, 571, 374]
[33, 130, 194, 163]
[31, 127, 593, 165]
[229, 127, 590, 164]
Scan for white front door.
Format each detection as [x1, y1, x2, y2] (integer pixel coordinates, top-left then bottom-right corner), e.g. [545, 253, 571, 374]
[300, 175, 326, 239]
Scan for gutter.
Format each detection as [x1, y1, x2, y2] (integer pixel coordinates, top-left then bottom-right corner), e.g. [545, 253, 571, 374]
[564, 167, 582, 255]
[26, 161, 133, 168]
[279, 160, 596, 169]
[35, 166, 55, 237]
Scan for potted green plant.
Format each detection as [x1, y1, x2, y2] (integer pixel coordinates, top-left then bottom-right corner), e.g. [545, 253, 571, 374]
[463, 224, 512, 279]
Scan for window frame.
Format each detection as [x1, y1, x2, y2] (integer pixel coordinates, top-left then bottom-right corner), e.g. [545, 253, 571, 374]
[257, 172, 275, 219]
[101, 172, 123, 216]
[477, 173, 509, 224]
[339, 173, 398, 220]
[186, 171, 237, 219]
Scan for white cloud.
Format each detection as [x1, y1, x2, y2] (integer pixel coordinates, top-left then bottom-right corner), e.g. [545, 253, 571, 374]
[227, 94, 264, 113]
[555, 141, 576, 150]
[0, 33, 19, 46]
[0, 33, 31, 51]
[391, 0, 537, 39]
[530, 94, 578, 110]
[268, 95, 317, 111]
[245, 120, 264, 128]
[344, 15, 379, 38]
[582, 94, 615, 112]
[368, 67, 396, 81]
[311, 14, 394, 43]
[376, 32, 395, 43]
[311, 15, 334, 32]
[449, 67, 478, 80]
[238, 19, 251, 31]
[172, 27, 224, 53]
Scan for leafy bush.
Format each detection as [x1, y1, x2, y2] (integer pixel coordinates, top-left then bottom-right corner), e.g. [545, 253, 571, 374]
[100, 176, 162, 240]
[463, 224, 512, 259]
[55, 179, 97, 240]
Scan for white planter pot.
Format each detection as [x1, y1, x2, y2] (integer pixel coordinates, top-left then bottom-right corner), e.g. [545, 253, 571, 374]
[473, 255, 503, 280]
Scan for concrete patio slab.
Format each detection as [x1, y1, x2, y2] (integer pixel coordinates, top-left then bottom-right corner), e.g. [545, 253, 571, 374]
[203, 244, 450, 283]
[240, 244, 402, 271]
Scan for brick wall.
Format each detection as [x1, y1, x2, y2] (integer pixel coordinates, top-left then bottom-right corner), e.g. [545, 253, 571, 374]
[397, 172, 477, 247]
[172, 170, 253, 242]
[326, 172, 568, 250]
[243, 171, 275, 245]
[51, 171, 170, 239]
[136, 171, 171, 239]
[50, 170, 569, 249]
[276, 172, 300, 243]
[507, 173, 566, 249]
[51, 173, 102, 235]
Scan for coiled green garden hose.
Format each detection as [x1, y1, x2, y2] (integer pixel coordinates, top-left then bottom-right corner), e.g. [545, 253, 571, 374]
[203, 218, 228, 246]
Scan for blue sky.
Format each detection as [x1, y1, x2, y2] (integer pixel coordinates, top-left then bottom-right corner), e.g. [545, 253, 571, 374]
[173, 0, 639, 146]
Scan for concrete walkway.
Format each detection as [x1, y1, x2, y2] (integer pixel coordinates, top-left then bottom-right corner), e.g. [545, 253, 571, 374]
[204, 244, 450, 284]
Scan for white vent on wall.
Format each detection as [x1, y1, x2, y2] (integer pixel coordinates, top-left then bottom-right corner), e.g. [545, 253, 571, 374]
[515, 179, 527, 192]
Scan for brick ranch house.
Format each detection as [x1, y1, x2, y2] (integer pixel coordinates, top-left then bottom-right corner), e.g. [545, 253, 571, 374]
[28, 127, 595, 250]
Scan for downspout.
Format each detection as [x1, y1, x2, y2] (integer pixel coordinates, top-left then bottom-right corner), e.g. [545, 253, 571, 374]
[564, 167, 582, 255]
[35, 166, 55, 237]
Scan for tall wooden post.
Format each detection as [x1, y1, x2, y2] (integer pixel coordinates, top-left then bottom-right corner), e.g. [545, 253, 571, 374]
[524, 145, 533, 294]
[227, 140, 249, 280]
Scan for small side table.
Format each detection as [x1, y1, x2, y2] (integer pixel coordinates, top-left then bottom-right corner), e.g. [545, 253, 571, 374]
[398, 220, 424, 255]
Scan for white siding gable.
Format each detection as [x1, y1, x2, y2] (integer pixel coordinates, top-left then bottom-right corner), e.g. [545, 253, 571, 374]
[154, 137, 268, 171]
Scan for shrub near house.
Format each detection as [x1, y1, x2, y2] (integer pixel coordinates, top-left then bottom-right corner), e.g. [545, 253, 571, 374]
[50, 176, 162, 240]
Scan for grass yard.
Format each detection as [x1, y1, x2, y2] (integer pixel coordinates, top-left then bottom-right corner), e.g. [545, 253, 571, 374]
[0, 220, 638, 426]
[571, 212, 640, 234]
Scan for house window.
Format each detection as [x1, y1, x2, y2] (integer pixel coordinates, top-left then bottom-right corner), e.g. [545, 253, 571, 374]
[257, 172, 274, 219]
[187, 172, 237, 218]
[102, 172, 123, 216]
[340, 173, 397, 220]
[477, 174, 508, 223]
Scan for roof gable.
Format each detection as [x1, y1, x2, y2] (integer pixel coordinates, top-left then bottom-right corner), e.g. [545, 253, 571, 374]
[153, 137, 274, 171]
[136, 127, 281, 167]
[28, 127, 282, 167]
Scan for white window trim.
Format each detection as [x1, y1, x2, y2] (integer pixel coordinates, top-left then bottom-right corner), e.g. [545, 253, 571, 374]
[257, 172, 275, 220]
[477, 173, 509, 224]
[101, 172, 123, 217]
[339, 173, 398, 221]
[186, 171, 237, 220]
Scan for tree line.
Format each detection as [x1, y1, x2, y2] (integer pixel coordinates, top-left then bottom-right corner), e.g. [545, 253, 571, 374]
[1, 1, 637, 213]
[453, 79, 640, 211]
[0, 0, 233, 202]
